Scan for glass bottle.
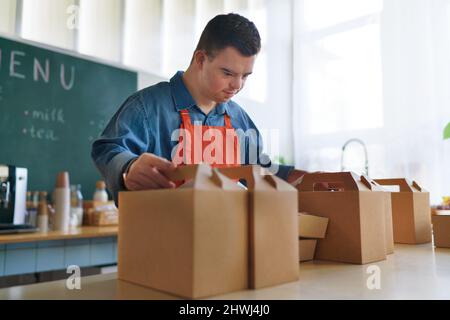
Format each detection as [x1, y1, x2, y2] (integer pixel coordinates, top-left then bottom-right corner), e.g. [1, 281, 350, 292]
[70, 184, 84, 228]
[37, 191, 49, 232]
[93, 181, 108, 203]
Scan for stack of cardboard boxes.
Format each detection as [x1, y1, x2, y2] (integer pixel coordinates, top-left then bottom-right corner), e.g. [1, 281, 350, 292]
[298, 213, 329, 262]
[118, 164, 299, 298]
[117, 164, 434, 298]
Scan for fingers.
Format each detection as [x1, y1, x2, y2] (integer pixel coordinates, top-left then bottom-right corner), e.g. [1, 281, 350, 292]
[124, 175, 155, 191]
[143, 153, 176, 172]
[124, 153, 177, 191]
[139, 167, 176, 189]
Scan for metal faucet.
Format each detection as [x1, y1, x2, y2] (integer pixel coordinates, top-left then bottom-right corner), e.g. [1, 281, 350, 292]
[341, 138, 369, 176]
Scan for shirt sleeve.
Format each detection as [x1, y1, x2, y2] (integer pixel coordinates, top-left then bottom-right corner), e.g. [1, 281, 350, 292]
[91, 93, 149, 205]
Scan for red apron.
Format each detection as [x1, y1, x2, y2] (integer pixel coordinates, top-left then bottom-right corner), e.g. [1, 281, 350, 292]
[172, 109, 241, 184]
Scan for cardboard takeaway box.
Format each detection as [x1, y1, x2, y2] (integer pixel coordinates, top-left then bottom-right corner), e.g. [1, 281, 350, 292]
[298, 213, 329, 262]
[83, 201, 118, 226]
[294, 172, 388, 265]
[118, 164, 248, 299]
[377, 185, 395, 254]
[375, 179, 432, 244]
[432, 213, 450, 248]
[219, 165, 299, 289]
[299, 240, 317, 262]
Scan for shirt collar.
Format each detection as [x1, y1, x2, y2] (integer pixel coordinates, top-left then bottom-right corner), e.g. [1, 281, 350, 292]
[169, 71, 229, 116]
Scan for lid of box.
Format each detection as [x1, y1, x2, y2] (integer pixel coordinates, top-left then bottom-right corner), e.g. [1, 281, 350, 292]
[293, 171, 382, 192]
[298, 213, 329, 239]
[375, 178, 427, 193]
[167, 164, 244, 190]
[219, 165, 297, 192]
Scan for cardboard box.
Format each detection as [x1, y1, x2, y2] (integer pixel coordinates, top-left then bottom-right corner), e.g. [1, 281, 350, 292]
[375, 179, 432, 244]
[373, 185, 395, 254]
[83, 201, 118, 226]
[298, 213, 329, 239]
[294, 172, 387, 265]
[431, 214, 450, 248]
[118, 164, 248, 299]
[299, 239, 317, 262]
[219, 166, 299, 289]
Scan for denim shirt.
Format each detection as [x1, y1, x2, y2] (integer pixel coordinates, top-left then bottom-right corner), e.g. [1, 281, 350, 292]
[91, 71, 294, 204]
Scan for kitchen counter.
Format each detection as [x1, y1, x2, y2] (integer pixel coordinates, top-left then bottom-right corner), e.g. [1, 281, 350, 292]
[1, 243, 450, 299]
[0, 226, 118, 244]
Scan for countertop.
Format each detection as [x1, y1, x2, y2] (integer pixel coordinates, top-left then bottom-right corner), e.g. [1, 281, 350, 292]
[0, 226, 118, 244]
[1, 243, 450, 299]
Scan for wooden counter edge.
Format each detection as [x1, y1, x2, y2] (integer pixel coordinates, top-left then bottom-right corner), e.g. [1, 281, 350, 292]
[0, 226, 118, 244]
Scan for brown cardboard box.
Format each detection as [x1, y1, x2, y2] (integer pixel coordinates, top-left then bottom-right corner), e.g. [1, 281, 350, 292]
[118, 164, 248, 299]
[298, 213, 329, 239]
[83, 201, 118, 226]
[431, 214, 450, 248]
[373, 184, 395, 254]
[294, 172, 387, 265]
[375, 179, 432, 244]
[219, 166, 299, 289]
[299, 239, 317, 262]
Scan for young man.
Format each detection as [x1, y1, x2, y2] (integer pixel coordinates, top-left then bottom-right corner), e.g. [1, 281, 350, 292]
[91, 13, 307, 204]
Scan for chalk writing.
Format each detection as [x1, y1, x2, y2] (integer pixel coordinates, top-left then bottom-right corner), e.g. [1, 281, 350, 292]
[0, 48, 76, 90]
[24, 108, 65, 124]
[22, 126, 59, 141]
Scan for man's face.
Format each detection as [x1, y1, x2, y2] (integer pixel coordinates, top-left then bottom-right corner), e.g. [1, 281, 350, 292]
[197, 46, 256, 103]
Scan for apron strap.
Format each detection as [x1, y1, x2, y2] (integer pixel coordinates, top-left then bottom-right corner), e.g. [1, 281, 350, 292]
[179, 109, 192, 128]
[181, 108, 234, 129]
[224, 114, 233, 129]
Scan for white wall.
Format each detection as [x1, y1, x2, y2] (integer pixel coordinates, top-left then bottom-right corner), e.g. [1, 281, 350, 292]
[0, 0, 17, 34]
[22, 0, 76, 50]
[78, 0, 123, 62]
[235, 0, 293, 163]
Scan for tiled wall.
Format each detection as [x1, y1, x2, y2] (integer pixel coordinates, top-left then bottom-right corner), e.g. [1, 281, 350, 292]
[0, 237, 117, 277]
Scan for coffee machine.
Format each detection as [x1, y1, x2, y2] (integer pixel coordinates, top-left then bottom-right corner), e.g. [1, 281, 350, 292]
[0, 165, 28, 225]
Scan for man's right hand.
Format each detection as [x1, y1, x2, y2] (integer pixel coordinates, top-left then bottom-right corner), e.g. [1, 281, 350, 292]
[123, 153, 177, 191]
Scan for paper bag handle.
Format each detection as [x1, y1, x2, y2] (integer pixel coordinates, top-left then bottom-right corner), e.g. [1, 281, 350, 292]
[374, 178, 414, 192]
[295, 172, 361, 192]
[218, 165, 279, 190]
[165, 164, 234, 188]
[165, 165, 198, 181]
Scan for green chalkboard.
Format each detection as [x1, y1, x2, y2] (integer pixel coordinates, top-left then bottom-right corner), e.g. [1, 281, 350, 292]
[0, 36, 137, 198]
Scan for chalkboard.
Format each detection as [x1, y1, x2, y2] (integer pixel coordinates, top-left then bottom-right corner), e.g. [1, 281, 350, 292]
[0, 36, 137, 198]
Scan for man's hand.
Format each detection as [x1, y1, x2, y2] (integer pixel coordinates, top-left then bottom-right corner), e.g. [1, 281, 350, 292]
[123, 153, 177, 191]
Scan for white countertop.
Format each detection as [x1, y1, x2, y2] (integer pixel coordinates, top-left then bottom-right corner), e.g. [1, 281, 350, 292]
[1, 243, 450, 300]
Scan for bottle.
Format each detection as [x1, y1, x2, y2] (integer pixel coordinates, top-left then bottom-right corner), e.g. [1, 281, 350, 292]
[53, 172, 71, 231]
[37, 191, 49, 233]
[70, 184, 84, 228]
[93, 181, 108, 203]
[25, 191, 34, 225]
[26, 191, 39, 227]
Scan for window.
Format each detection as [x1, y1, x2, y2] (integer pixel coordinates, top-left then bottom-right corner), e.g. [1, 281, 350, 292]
[296, 0, 383, 135]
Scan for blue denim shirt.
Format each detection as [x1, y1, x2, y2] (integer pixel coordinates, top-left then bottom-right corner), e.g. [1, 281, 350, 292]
[91, 71, 294, 203]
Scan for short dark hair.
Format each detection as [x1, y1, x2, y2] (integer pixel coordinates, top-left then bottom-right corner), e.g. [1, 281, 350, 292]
[195, 13, 261, 59]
